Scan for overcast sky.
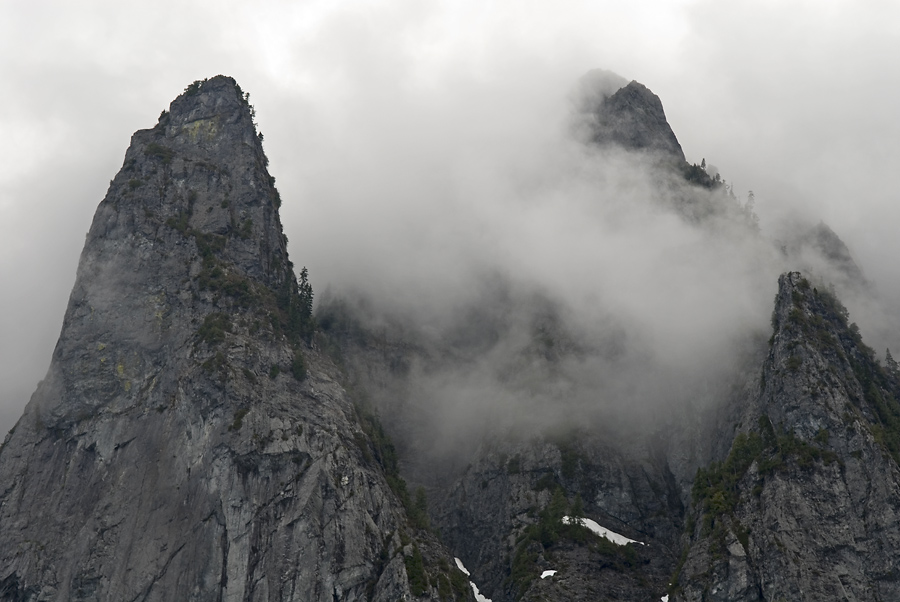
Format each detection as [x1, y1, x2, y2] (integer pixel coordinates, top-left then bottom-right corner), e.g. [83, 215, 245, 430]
[2, 0, 900, 436]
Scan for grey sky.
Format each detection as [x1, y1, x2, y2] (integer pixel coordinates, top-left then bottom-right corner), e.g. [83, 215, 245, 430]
[2, 0, 899, 436]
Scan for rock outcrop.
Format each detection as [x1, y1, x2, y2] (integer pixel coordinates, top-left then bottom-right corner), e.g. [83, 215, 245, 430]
[4, 71, 897, 602]
[435, 433, 683, 602]
[0, 76, 470, 602]
[673, 272, 900, 600]
[580, 79, 686, 162]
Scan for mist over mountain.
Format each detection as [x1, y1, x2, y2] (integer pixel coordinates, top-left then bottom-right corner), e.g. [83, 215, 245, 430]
[311, 69, 877, 471]
[5, 2, 900, 450]
[2, 68, 900, 602]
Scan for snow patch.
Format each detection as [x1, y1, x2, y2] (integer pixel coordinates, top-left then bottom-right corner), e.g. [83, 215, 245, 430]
[661, 595, 669, 602]
[454, 557, 470, 576]
[562, 516, 645, 546]
[455, 557, 491, 602]
[470, 582, 491, 602]
[540, 570, 557, 579]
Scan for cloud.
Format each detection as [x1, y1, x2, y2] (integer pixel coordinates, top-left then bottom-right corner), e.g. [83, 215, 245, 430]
[294, 57, 789, 465]
[2, 0, 900, 439]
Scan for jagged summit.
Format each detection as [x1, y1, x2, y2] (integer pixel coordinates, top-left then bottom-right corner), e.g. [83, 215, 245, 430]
[105, 75, 287, 287]
[575, 71, 733, 196]
[0, 78, 466, 602]
[167, 75, 252, 127]
[580, 76, 685, 161]
[674, 271, 900, 600]
[41, 75, 298, 430]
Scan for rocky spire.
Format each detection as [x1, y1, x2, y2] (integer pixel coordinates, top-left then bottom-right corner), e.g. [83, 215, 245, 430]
[581, 79, 686, 161]
[0, 77, 467, 602]
[28, 75, 299, 429]
[673, 272, 900, 600]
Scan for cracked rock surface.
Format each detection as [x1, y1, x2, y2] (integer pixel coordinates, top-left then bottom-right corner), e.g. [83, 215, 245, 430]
[673, 272, 900, 601]
[0, 76, 469, 602]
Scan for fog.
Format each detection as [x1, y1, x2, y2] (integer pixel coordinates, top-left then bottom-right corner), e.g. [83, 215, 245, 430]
[3, 1, 900, 438]
[310, 94, 782, 459]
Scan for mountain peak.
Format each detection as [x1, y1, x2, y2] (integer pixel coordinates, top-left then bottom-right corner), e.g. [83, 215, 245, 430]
[102, 76, 286, 288]
[584, 78, 685, 161]
[674, 270, 900, 600]
[158, 76, 263, 161]
[168, 75, 248, 121]
[37, 76, 293, 427]
[0, 79, 458, 601]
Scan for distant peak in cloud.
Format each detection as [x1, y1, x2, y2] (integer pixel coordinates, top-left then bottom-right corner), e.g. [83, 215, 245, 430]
[582, 77, 686, 162]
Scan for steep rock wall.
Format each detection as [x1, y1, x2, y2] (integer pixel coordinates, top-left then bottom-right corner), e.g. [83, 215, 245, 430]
[674, 272, 900, 601]
[0, 77, 468, 602]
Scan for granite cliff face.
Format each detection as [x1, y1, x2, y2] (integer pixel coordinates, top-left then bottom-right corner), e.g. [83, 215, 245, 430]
[673, 273, 900, 601]
[434, 434, 684, 601]
[3, 72, 898, 602]
[0, 77, 470, 602]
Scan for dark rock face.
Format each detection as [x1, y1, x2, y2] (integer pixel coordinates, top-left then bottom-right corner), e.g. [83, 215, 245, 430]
[673, 272, 900, 601]
[4, 71, 898, 602]
[435, 435, 684, 602]
[0, 77, 468, 602]
[582, 80, 686, 161]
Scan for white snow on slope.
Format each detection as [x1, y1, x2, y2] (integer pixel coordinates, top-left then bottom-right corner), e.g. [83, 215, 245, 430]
[540, 570, 557, 579]
[562, 516, 645, 546]
[471, 582, 491, 602]
[454, 557, 470, 576]
[454, 557, 491, 602]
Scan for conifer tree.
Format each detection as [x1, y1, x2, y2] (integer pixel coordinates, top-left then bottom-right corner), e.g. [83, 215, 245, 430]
[298, 266, 314, 341]
[886, 348, 899, 377]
